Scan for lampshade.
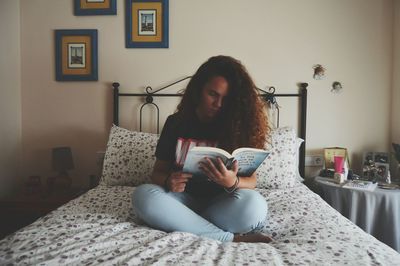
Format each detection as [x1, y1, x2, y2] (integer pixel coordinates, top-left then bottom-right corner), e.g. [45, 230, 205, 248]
[52, 147, 74, 172]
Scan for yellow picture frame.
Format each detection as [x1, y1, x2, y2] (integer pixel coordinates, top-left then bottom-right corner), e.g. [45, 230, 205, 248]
[125, 0, 169, 48]
[55, 29, 98, 81]
[324, 147, 350, 170]
[74, 0, 117, 15]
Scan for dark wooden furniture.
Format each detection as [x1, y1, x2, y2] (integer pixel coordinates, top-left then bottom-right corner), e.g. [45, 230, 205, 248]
[0, 189, 85, 239]
[111, 79, 308, 177]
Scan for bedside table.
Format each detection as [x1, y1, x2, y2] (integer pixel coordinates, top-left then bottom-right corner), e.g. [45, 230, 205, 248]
[0, 189, 85, 239]
[314, 176, 400, 252]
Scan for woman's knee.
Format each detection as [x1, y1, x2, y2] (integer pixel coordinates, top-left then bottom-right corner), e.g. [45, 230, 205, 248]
[231, 190, 268, 232]
[132, 184, 165, 217]
[133, 183, 163, 199]
[234, 189, 267, 210]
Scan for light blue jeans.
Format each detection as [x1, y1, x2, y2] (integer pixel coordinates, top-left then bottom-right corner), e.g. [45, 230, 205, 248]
[132, 184, 268, 242]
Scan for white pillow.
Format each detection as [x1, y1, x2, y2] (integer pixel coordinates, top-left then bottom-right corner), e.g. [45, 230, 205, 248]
[99, 125, 159, 186]
[295, 137, 305, 181]
[256, 127, 303, 189]
[100, 125, 303, 189]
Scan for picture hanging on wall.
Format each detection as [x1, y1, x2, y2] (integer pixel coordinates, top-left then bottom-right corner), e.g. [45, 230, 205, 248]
[74, 0, 117, 16]
[55, 29, 98, 81]
[125, 0, 169, 48]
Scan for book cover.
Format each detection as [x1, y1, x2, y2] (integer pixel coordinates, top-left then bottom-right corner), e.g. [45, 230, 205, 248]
[182, 147, 270, 178]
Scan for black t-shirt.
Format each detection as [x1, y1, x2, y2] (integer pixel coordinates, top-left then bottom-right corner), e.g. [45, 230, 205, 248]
[155, 113, 225, 197]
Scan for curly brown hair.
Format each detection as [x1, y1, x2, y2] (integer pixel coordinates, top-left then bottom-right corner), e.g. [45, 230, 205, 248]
[176, 55, 270, 153]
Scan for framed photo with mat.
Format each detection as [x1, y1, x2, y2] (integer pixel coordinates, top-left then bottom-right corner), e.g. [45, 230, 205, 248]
[125, 0, 169, 48]
[55, 29, 98, 81]
[74, 0, 117, 16]
[362, 151, 390, 182]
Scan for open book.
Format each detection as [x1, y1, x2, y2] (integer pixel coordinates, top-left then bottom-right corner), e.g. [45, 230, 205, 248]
[342, 180, 377, 191]
[182, 146, 270, 178]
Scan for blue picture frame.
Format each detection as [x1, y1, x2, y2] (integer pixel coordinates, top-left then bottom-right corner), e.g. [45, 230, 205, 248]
[74, 0, 117, 16]
[125, 0, 169, 48]
[55, 29, 98, 81]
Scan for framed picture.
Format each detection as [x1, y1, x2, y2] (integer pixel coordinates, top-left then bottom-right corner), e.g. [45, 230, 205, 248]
[374, 152, 389, 164]
[375, 162, 389, 181]
[125, 0, 169, 48]
[362, 151, 390, 181]
[362, 152, 390, 166]
[323, 147, 350, 170]
[362, 152, 374, 166]
[74, 0, 117, 16]
[55, 29, 98, 81]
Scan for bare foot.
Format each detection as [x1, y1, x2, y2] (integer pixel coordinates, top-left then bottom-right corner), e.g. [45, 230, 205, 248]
[233, 233, 273, 243]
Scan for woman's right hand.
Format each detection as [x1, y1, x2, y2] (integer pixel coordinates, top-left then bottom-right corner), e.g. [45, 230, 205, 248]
[165, 172, 192, 192]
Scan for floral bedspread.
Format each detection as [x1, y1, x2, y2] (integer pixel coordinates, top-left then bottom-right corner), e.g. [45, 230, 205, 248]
[1, 184, 399, 265]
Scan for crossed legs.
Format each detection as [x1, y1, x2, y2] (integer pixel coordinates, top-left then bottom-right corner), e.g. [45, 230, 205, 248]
[132, 184, 268, 242]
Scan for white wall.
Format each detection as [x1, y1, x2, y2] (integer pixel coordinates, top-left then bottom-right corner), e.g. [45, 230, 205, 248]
[17, 0, 394, 185]
[0, 0, 22, 198]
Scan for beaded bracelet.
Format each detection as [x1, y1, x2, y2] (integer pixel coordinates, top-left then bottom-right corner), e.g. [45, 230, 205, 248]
[224, 176, 240, 193]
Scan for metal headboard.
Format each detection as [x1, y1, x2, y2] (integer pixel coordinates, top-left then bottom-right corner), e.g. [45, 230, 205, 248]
[111, 78, 308, 177]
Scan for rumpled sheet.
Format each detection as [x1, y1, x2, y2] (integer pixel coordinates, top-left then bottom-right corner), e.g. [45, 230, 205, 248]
[1, 184, 399, 265]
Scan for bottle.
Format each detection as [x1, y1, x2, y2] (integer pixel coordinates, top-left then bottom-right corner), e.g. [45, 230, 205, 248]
[334, 156, 345, 184]
[386, 171, 391, 184]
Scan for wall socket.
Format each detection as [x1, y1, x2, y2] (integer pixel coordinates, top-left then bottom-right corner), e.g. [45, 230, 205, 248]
[305, 155, 324, 167]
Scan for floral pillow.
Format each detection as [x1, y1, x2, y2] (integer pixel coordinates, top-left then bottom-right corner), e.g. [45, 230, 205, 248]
[100, 125, 303, 189]
[256, 127, 303, 189]
[99, 125, 159, 186]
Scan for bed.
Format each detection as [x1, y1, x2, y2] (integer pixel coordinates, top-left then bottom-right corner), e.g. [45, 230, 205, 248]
[0, 79, 399, 265]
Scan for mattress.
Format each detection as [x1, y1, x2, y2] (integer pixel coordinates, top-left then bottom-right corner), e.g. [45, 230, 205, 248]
[0, 183, 399, 265]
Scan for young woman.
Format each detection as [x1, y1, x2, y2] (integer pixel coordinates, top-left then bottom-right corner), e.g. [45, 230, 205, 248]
[133, 55, 272, 243]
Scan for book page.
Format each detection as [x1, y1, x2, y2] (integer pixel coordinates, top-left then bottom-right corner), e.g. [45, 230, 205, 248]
[232, 147, 267, 156]
[234, 150, 269, 176]
[190, 146, 232, 158]
[183, 150, 230, 178]
[342, 180, 377, 191]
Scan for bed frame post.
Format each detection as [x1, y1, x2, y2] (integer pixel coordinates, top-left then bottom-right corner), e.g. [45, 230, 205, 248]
[112, 82, 120, 126]
[299, 83, 308, 178]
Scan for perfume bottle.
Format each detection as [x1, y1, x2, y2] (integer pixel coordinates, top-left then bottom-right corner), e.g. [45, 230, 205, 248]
[386, 170, 391, 184]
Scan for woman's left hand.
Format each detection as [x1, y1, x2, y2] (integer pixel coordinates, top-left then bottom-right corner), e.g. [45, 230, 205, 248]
[199, 157, 239, 188]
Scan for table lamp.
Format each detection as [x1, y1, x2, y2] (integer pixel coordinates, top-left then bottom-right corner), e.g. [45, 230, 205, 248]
[52, 147, 74, 177]
[48, 146, 74, 192]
